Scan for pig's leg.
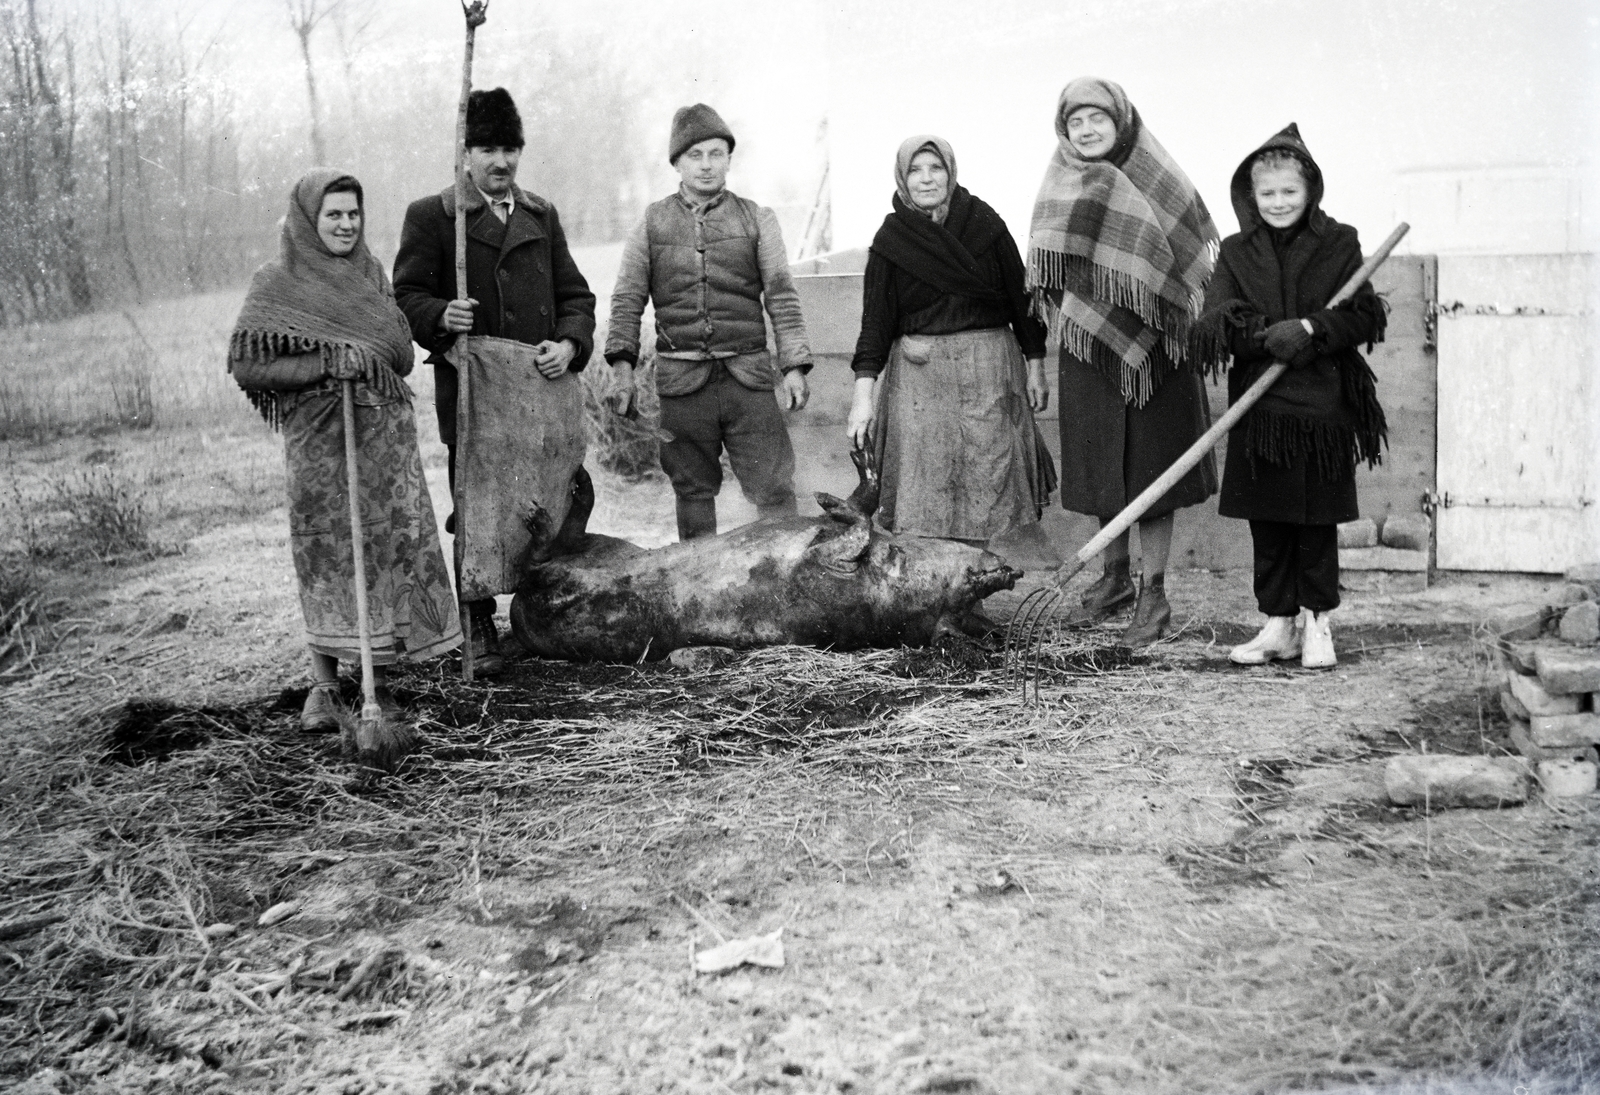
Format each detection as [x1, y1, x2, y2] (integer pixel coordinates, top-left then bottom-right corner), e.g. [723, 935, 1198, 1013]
[551, 467, 595, 555]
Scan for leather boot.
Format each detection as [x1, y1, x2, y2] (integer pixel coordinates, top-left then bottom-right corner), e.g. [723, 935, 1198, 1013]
[676, 498, 718, 541]
[467, 602, 505, 677]
[1120, 572, 1171, 648]
[1300, 609, 1337, 669]
[1228, 615, 1302, 665]
[301, 681, 342, 734]
[1066, 556, 1136, 625]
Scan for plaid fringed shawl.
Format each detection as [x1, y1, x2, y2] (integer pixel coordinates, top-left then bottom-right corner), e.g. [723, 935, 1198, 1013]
[1027, 78, 1219, 407]
[229, 169, 415, 429]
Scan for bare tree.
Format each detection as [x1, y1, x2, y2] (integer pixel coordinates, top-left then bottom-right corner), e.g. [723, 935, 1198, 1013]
[285, 0, 332, 164]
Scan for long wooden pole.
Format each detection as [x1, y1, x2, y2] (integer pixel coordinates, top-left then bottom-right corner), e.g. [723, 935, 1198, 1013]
[453, 0, 487, 681]
[1051, 222, 1411, 588]
[342, 382, 380, 726]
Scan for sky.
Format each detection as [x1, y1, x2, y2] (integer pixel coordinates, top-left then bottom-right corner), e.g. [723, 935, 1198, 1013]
[60, 0, 1600, 255]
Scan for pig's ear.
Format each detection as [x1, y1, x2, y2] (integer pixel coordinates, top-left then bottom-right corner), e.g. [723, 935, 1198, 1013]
[815, 492, 862, 525]
[803, 521, 872, 575]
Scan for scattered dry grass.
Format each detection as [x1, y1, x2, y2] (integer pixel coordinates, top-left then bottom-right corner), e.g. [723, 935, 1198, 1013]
[1, 627, 1595, 1092]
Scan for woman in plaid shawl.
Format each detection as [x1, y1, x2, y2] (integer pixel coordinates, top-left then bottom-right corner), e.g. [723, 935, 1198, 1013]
[1028, 77, 1220, 646]
[230, 169, 461, 733]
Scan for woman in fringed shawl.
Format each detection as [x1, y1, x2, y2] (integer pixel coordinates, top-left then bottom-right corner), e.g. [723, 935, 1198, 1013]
[847, 136, 1056, 566]
[1190, 124, 1386, 669]
[230, 169, 460, 733]
[1028, 77, 1219, 646]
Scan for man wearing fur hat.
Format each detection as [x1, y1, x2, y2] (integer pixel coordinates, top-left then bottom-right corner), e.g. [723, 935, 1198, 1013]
[606, 103, 814, 542]
[394, 87, 597, 675]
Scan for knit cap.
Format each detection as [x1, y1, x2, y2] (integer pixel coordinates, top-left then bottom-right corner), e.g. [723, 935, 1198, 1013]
[466, 88, 524, 149]
[669, 104, 735, 164]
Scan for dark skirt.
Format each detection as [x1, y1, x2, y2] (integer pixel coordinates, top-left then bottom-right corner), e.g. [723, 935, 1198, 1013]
[1056, 351, 1217, 521]
[1218, 432, 1358, 525]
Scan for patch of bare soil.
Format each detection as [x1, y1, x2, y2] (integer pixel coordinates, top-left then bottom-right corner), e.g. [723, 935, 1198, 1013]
[2, 465, 1597, 1094]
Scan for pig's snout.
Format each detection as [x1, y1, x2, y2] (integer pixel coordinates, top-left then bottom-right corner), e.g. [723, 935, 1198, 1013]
[967, 561, 1023, 596]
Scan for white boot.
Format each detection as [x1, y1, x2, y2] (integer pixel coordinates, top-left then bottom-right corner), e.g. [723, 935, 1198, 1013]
[1229, 615, 1302, 665]
[1300, 609, 1337, 669]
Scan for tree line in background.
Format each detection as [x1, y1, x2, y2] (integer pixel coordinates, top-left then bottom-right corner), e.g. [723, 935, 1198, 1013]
[0, 0, 647, 327]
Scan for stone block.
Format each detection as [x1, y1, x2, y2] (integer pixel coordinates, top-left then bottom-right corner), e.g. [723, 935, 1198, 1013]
[1508, 719, 1600, 764]
[1536, 759, 1598, 797]
[1339, 570, 1428, 595]
[1529, 712, 1600, 747]
[1505, 640, 1556, 676]
[1501, 690, 1531, 721]
[1554, 583, 1590, 607]
[1381, 513, 1432, 551]
[1508, 670, 1583, 715]
[1566, 562, 1600, 596]
[1535, 645, 1600, 694]
[1558, 601, 1600, 645]
[1337, 519, 1378, 548]
[1486, 605, 1555, 644]
[667, 645, 737, 671]
[1384, 754, 1529, 808]
[1339, 546, 1429, 572]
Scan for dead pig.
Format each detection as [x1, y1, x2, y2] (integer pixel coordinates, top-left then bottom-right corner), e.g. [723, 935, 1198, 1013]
[508, 454, 1022, 662]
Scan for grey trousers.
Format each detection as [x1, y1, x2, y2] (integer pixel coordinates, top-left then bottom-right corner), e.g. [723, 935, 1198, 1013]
[658, 363, 798, 540]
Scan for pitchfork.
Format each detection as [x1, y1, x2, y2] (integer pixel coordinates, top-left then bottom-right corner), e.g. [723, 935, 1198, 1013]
[1004, 222, 1411, 702]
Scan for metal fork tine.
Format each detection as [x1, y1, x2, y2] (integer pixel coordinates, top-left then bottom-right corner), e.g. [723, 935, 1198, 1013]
[1004, 588, 1053, 682]
[1007, 589, 1056, 680]
[1023, 589, 1063, 702]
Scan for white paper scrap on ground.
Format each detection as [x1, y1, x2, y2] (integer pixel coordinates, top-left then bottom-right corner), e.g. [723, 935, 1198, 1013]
[694, 929, 785, 974]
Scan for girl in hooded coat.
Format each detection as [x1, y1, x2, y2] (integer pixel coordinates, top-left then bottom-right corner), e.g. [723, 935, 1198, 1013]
[1191, 124, 1387, 668]
[1028, 78, 1220, 646]
[230, 170, 461, 731]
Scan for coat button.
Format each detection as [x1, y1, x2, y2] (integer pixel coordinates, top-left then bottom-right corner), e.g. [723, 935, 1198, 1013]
[506, 311, 515, 320]
[499, 269, 509, 279]
[540, 306, 549, 316]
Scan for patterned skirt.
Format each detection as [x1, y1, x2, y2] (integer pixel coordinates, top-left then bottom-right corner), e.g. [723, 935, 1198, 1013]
[281, 381, 461, 664]
[874, 327, 1055, 541]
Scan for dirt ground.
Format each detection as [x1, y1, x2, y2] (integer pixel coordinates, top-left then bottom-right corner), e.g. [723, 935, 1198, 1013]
[2, 420, 1598, 1095]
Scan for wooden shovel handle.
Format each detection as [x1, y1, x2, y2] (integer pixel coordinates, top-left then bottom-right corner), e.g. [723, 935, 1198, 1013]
[1055, 222, 1411, 585]
[342, 381, 378, 709]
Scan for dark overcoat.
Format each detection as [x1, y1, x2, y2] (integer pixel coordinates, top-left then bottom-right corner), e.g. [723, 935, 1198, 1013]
[1194, 124, 1386, 526]
[393, 184, 597, 444]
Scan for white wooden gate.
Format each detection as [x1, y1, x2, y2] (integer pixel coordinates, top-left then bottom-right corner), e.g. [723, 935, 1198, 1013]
[1434, 254, 1599, 571]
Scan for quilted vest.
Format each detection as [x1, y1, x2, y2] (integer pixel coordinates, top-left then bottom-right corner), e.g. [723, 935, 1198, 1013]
[646, 191, 767, 356]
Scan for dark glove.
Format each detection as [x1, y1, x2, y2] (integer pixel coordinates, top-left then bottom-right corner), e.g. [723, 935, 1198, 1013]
[1256, 319, 1314, 363]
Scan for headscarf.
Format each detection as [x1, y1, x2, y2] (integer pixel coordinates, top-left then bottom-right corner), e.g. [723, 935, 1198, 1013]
[872, 135, 1005, 303]
[894, 135, 956, 224]
[229, 168, 414, 426]
[1027, 77, 1220, 406]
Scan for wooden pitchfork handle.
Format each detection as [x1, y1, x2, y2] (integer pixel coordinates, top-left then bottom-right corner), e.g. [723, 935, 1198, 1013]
[342, 381, 381, 726]
[1050, 221, 1411, 589]
[453, 0, 488, 681]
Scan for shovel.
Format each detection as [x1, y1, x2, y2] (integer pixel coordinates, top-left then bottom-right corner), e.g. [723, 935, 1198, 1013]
[340, 380, 416, 772]
[1005, 222, 1411, 693]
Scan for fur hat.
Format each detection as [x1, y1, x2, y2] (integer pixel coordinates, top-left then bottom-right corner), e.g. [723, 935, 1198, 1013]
[466, 88, 524, 149]
[669, 103, 735, 164]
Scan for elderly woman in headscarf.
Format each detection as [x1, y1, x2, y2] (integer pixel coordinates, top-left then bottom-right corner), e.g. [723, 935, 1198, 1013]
[846, 135, 1054, 558]
[229, 169, 460, 733]
[1028, 77, 1220, 646]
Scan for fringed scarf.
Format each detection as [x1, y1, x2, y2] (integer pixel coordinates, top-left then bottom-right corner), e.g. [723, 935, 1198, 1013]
[229, 168, 415, 428]
[1189, 123, 1388, 477]
[1027, 77, 1219, 406]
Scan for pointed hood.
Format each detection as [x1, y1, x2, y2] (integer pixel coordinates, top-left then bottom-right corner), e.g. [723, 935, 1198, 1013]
[1229, 122, 1326, 233]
